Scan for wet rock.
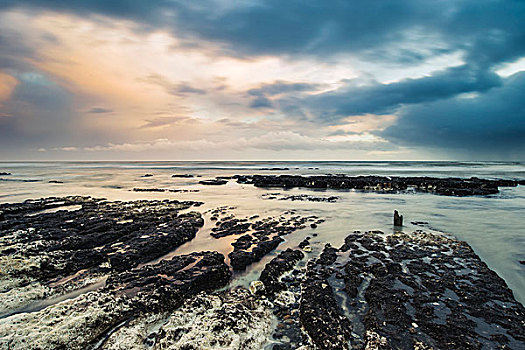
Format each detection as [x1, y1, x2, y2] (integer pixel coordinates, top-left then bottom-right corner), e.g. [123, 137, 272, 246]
[151, 288, 272, 350]
[199, 179, 228, 185]
[335, 231, 525, 349]
[229, 236, 284, 271]
[300, 245, 352, 350]
[262, 193, 339, 203]
[0, 172, 11, 176]
[141, 174, 153, 177]
[0, 251, 231, 350]
[48, 180, 63, 184]
[236, 175, 518, 196]
[171, 174, 194, 178]
[259, 249, 304, 296]
[0, 197, 204, 314]
[394, 210, 403, 227]
[249, 280, 265, 295]
[211, 218, 251, 238]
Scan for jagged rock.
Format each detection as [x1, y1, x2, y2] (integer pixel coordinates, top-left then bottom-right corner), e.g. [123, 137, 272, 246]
[259, 248, 304, 296]
[229, 236, 284, 271]
[0, 197, 204, 314]
[300, 245, 352, 350]
[0, 251, 231, 350]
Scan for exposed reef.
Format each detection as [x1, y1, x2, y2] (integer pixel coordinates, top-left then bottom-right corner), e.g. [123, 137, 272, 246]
[262, 193, 339, 202]
[226, 214, 320, 271]
[0, 251, 231, 349]
[294, 231, 525, 349]
[1, 196, 524, 349]
[235, 174, 524, 196]
[0, 196, 204, 315]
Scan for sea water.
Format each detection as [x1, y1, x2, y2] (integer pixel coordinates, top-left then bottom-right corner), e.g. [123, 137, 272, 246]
[1, 161, 524, 304]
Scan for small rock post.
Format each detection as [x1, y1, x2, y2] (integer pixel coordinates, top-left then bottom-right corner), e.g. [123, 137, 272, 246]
[394, 210, 403, 227]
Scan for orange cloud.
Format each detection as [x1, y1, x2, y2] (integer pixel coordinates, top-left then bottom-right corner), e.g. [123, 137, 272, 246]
[0, 72, 18, 106]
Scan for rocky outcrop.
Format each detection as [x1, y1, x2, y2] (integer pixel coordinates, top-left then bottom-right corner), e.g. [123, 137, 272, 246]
[298, 231, 525, 349]
[0, 197, 204, 314]
[0, 251, 231, 350]
[300, 244, 352, 350]
[259, 248, 304, 296]
[262, 193, 339, 202]
[235, 174, 521, 196]
[227, 214, 319, 271]
[229, 236, 284, 271]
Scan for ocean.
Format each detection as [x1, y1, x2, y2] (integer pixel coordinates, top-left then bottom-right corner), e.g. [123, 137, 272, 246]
[1, 161, 524, 304]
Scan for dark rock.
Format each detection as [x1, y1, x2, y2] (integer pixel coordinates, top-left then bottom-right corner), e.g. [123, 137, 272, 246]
[260, 249, 304, 296]
[394, 210, 403, 227]
[171, 174, 194, 178]
[229, 236, 284, 271]
[0, 197, 204, 280]
[211, 218, 251, 238]
[199, 179, 228, 185]
[328, 231, 525, 349]
[300, 245, 352, 350]
[260, 168, 290, 171]
[48, 180, 64, 184]
[141, 174, 154, 177]
[105, 251, 231, 312]
[235, 174, 518, 196]
[0, 172, 12, 175]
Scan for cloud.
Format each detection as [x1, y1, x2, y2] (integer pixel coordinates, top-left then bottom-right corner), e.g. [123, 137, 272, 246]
[0, 71, 75, 149]
[381, 71, 525, 158]
[80, 130, 389, 154]
[1, 1, 524, 159]
[87, 107, 113, 114]
[4, 0, 524, 68]
[302, 65, 502, 123]
[141, 116, 195, 128]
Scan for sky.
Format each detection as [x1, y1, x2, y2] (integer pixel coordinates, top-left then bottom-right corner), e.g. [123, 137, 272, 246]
[0, 0, 524, 161]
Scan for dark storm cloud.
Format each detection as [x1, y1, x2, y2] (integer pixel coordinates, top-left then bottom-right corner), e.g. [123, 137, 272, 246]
[1, 0, 525, 156]
[2, 1, 523, 65]
[381, 72, 525, 156]
[249, 96, 273, 109]
[247, 80, 320, 109]
[303, 65, 502, 122]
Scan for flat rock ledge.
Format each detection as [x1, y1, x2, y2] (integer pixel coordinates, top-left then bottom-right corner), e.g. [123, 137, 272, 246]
[294, 231, 525, 349]
[0, 197, 204, 315]
[234, 175, 524, 196]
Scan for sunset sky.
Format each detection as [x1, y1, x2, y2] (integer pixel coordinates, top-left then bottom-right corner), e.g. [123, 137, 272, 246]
[0, 1, 524, 160]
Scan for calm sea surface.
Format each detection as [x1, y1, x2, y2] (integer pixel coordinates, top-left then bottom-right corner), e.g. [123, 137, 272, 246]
[1, 161, 524, 304]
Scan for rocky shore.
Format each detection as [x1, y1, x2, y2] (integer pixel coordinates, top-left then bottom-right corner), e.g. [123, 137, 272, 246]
[235, 174, 524, 196]
[1, 196, 524, 349]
